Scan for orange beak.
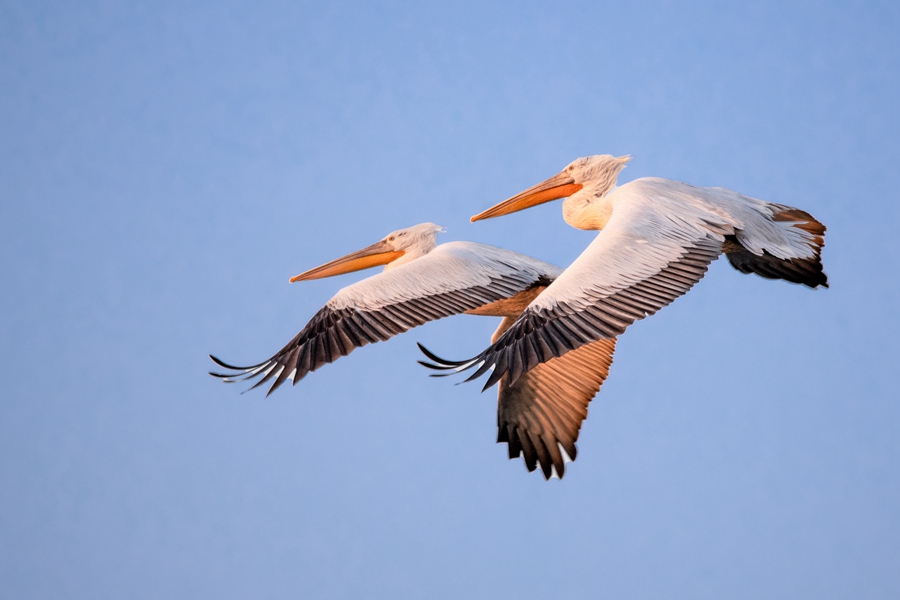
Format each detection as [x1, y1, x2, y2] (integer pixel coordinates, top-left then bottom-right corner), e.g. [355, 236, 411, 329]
[289, 240, 405, 282]
[471, 171, 583, 222]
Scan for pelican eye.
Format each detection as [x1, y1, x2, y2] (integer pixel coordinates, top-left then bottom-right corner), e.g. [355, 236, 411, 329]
[388, 236, 395, 242]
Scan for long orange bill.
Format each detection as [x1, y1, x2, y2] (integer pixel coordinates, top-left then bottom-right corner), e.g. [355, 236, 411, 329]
[289, 240, 405, 282]
[470, 171, 583, 222]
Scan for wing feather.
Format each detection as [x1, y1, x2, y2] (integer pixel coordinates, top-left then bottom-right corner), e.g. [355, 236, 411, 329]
[424, 178, 827, 399]
[422, 186, 727, 391]
[210, 242, 563, 396]
[497, 337, 617, 479]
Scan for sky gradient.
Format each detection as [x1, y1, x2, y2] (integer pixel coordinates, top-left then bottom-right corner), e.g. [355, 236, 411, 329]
[2, 1, 899, 598]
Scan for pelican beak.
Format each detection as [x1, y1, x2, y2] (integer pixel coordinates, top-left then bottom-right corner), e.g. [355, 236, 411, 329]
[289, 240, 405, 282]
[471, 171, 583, 222]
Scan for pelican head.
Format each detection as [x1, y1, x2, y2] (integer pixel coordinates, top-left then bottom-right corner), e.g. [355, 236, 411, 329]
[471, 154, 631, 222]
[289, 223, 444, 282]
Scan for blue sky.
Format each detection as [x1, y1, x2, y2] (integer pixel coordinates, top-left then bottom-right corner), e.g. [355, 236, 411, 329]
[2, 1, 898, 598]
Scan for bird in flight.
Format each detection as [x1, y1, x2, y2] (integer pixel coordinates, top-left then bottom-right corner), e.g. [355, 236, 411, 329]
[419, 154, 828, 400]
[210, 223, 617, 478]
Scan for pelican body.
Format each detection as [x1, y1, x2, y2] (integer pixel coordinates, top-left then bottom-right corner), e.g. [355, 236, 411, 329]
[211, 223, 617, 479]
[421, 155, 828, 394]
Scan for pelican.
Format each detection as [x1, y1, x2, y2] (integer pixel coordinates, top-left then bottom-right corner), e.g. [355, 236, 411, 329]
[419, 155, 828, 395]
[210, 223, 617, 479]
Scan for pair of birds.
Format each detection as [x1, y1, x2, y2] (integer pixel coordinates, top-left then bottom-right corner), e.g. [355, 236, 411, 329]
[211, 154, 828, 479]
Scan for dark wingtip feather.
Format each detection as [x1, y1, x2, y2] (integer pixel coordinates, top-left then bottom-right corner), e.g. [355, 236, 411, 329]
[465, 361, 491, 384]
[416, 342, 471, 367]
[209, 354, 264, 371]
[209, 354, 238, 369]
[417, 360, 458, 371]
[482, 362, 505, 391]
[209, 370, 263, 384]
[430, 371, 461, 379]
[265, 372, 291, 397]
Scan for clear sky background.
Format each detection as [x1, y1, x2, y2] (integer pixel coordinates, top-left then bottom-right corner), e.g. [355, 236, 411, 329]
[2, 1, 898, 598]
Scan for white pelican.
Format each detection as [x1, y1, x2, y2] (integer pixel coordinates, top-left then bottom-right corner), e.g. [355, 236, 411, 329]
[210, 223, 617, 479]
[419, 155, 828, 394]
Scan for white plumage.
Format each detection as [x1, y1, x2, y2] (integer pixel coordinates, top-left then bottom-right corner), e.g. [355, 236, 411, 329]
[211, 223, 618, 479]
[330, 241, 561, 312]
[421, 155, 828, 392]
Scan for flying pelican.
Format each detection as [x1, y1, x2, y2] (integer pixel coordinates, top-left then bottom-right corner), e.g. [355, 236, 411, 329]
[210, 223, 617, 479]
[419, 155, 828, 394]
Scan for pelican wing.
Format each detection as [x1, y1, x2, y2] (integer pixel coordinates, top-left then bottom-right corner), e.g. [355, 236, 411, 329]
[492, 313, 616, 480]
[210, 242, 562, 396]
[440, 183, 736, 390]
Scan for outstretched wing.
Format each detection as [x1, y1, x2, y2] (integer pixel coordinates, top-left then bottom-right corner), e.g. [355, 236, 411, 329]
[210, 242, 562, 396]
[424, 179, 829, 392]
[424, 180, 735, 391]
[492, 316, 616, 480]
[420, 311, 618, 480]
